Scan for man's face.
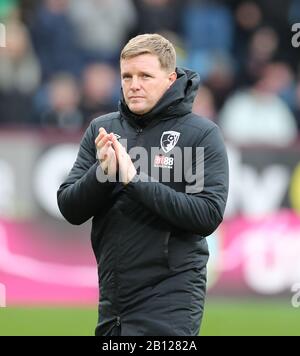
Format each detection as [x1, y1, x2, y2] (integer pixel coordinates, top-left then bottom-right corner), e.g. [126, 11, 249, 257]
[121, 54, 177, 115]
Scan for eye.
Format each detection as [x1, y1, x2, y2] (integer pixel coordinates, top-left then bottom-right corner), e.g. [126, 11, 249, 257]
[142, 74, 151, 79]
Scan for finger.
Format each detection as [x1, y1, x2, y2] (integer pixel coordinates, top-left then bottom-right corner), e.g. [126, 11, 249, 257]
[106, 147, 117, 170]
[95, 132, 105, 146]
[95, 128, 108, 145]
[95, 131, 109, 146]
[97, 141, 108, 159]
[98, 152, 107, 163]
[111, 135, 123, 160]
[96, 135, 112, 150]
[108, 145, 117, 162]
[101, 160, 108, 175]
[103, 144, 118, 176]
[101, 133, 115, 145]
[99, 149, 112, 175]
[98, 141, 112, 161]
[95, 127, 106, 140]
[99, 127, 107, 135]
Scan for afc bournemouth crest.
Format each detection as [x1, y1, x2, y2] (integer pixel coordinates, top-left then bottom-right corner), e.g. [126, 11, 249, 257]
[160, 131, 181, 154]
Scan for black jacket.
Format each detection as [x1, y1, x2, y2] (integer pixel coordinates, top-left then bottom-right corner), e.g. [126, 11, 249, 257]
[57, 68, 229, 336]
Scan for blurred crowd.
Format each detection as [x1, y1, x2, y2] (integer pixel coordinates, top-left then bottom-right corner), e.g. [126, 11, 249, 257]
[0, 0, 300, 146]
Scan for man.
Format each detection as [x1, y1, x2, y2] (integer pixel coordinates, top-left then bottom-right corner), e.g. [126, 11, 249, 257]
[57, 34, 229, 336]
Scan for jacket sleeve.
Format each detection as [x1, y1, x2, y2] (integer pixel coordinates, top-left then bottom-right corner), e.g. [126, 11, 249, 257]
[125, 126, 229, 236]
[57, 121, 114, 225]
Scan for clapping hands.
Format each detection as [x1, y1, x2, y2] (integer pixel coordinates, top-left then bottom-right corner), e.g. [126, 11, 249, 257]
[95, 128, 137, 185]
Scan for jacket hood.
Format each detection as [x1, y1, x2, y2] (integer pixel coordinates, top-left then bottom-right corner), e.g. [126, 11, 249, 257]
[119, 67, 200, 128]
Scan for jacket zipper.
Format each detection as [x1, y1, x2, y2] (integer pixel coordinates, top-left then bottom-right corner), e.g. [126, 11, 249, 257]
[112, 128, 142, 331]
[115, 244, 121, 329]
[164, 233, 170, 268]
[135, 128, 144, 175]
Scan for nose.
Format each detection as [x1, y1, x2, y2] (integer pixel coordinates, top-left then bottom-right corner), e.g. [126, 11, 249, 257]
[130, 76, 141, 91]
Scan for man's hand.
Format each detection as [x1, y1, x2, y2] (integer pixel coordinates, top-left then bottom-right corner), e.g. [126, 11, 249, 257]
[111, 135, 137, 185]
[95, 128, 117, 177]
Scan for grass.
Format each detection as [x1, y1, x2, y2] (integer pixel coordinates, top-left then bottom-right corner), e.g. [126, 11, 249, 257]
[0, 307, 97, 336]
[0, 299, 299, 336]
[201, 299, 300, 336]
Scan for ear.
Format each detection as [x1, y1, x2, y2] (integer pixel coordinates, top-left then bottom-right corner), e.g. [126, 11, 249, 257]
[168, 71, 177, 88]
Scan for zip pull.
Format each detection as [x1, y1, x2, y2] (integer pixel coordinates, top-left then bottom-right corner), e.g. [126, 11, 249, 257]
[116, 316, 121, 327]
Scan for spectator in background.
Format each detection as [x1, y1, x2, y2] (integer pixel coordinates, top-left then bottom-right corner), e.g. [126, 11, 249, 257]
[289, 0, 300, 25]
[132, 0, 183, 35]
[219, 63, 298, 147]
[260, 0, 290, 35]
[183, 0, 234, 53]
[259, 62, 296, 110]
[29, 0, 82, 81]
[0, 20, 40, 125]
[68, 0, 137, 64]
[203, 52, 236, 111]
[239, 26, 279, 86]
[18, 0, 39, 25]
[80, 63, 118, 126]
[182, 0, 234, 80]
[37, 74, 83, 132]
[132, 0, 187, 68]
[232, 1, 263, 74]
[193, 86, 217, 121]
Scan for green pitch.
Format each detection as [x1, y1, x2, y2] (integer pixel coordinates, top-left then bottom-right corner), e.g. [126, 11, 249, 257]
[0, 299, 299, 336]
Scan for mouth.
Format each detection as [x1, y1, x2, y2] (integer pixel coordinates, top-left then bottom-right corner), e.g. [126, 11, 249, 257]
[129, 96, 145, 100]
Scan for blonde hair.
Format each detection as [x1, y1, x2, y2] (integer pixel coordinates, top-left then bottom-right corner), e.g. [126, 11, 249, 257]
[120, 34, 176, 72]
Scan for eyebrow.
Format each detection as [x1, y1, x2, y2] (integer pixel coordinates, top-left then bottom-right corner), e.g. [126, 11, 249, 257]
[121, 72, 131, 77]
[122, 71, 153, 77]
